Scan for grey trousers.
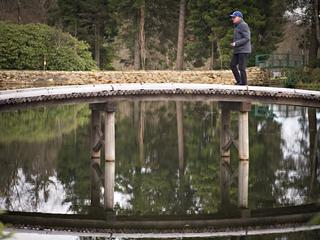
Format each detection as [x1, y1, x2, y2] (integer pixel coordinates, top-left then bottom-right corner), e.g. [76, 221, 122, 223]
[230, 53, 249, 85]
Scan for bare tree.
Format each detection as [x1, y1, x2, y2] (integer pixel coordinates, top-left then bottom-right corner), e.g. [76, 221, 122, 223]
[175, 0, 186, 70]
[134, 14, 141, 70]
[133, 1, 145, 70]
[39, 0, 55, 23]
[309, 0, 320, 67]
[17, 0, 21, 24]
[139, 0, 146, 70]
[94, 19, 101, 68]
[314, 0, 320, 43]
[175, 0, 186, 175]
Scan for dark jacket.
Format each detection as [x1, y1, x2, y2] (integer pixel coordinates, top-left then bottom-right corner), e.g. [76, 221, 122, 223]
[233, 19, 251, 54]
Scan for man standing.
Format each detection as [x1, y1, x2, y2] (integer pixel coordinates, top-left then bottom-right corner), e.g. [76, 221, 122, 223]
[230, 11, 251, 85]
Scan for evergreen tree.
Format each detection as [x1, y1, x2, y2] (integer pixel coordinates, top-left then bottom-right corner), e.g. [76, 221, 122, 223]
[53, 0, 118, 69]
[287, 0, 320, 67]
[114, 0, 179, 70]
[187, 0, 286, 69]
[1, 1, 303, 70]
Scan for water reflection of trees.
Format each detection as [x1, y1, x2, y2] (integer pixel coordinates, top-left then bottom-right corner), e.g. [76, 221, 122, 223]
[111, 102, 208, 214]
[0, 106, 89, 143]
[249, 108, 283, 208]
[272, 107, 320, 206]
[183, 102, 221, 213]
[0, 105, 89, 212]
[56, 120, 92, 214]
[114, 102, 293, 215]
[116, 101, 191, 215]
[0, 102, 319, 215]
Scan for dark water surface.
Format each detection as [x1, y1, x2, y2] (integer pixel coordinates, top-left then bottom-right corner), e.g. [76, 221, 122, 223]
[0, 101, 319, 239]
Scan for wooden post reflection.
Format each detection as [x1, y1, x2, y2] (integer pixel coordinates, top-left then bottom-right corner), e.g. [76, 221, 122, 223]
[238, 110, 249, 208]
[220, 106, 231, 206]
[90, 108, 101, 207]
[104, 104, 116, 211]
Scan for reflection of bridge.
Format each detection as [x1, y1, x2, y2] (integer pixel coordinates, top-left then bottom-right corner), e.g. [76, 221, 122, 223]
[1, 84, 320, 236]
[1, 204, 320, 237]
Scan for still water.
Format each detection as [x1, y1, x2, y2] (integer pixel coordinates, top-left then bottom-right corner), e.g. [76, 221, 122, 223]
[0, 101, 319, 239]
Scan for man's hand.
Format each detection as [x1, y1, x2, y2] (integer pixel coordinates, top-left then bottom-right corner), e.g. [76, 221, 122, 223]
[231, 42, 236, 47]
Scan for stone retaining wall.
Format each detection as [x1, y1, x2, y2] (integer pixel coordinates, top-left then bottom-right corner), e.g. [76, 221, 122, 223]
[0, 67, 268, 90]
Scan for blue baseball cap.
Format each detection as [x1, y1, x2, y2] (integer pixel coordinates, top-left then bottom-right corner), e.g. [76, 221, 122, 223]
[230, 11, 243, 18]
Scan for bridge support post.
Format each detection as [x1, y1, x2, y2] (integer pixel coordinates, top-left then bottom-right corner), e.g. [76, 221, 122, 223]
[238, 109, 249, 209]
[104, 103, 116, 211]
[220, 106, 231, 206]
[90, 107, 102, 208]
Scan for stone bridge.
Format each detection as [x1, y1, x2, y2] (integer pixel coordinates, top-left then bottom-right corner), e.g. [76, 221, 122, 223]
[0, 83, 320, 109]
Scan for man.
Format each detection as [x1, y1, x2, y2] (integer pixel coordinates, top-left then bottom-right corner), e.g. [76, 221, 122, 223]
[230, 11, 251, 85]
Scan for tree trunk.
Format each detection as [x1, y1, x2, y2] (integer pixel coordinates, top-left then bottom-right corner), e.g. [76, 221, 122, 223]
[134, 14, 141, 70]
[176, 0, 186, 172]
[175, 0, 186, 70]
[309, 9, 319, 67]
[211, 40, 215, 70]
[17, 0, 21, 24]
[139, 1, 146, 70]
[314, 0, 320, 43]
[308, 108, 318, 199]
[74, 20, 78, 38]
[94, 19, 101, 69]
[217, 41, 223, 70]
[39, 0, 50, 23]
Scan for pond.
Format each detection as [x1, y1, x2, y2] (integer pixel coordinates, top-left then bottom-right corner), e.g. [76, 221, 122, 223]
[0, 101, 319, 239]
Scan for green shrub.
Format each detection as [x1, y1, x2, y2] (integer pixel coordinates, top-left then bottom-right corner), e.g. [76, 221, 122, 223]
[0, 21, 96, 71]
